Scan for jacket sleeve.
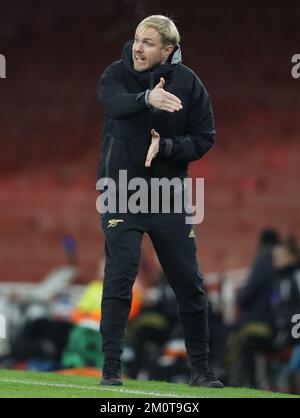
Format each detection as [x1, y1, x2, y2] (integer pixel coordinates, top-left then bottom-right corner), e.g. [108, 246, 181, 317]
[158, 74, 215, 165]
[98, 64, 149, 120]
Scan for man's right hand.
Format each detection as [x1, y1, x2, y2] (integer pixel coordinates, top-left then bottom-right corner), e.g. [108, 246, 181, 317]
[148, 78, 183, 113]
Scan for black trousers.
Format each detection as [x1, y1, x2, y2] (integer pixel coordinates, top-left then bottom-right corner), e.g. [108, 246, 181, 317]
[100, 211, 209, 369]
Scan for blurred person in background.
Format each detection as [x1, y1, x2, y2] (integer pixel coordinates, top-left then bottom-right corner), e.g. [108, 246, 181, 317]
[97, 15, 223, 388]
[62, 257, 143, 371]
[238, 229, 280, 323]
[226, 229, 279, 385]
[271, 237, 300, 350]
[124, 272, 181, 380]
[0, 302, 73, 371]
[289, 344, 300, 393]
[0, 236, 79, 371]
[228, 236, 300, 390]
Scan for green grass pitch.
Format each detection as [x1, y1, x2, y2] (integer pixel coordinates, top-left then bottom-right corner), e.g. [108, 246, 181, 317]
[0, 370, 299, 398]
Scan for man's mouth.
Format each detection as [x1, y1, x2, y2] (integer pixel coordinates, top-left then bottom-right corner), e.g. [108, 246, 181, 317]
[134, 54, 146, 62]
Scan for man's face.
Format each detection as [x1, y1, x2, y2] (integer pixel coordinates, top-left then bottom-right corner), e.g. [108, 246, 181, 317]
[132, 27, 172, 72]
[272, 246, 297, 270]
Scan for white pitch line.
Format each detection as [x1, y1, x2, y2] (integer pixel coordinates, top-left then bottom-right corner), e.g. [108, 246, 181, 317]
[0, 378, 197, 398]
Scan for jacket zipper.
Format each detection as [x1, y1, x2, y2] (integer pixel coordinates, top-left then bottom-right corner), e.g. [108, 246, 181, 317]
[149, 73, 155, 90]
[105, 136, 115, 178]
[148, 73, 156, 176]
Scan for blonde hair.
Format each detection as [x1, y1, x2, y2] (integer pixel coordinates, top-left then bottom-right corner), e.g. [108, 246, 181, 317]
[136, 15, 180, 47]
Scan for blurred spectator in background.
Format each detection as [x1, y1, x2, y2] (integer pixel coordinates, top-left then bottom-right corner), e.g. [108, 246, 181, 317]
[289, 344, 300, 393]
[227, 235, 300, 391]
[62, 257, 143, 373]
[124, 272, 228, 384]
[0, 236, 79, 371]
[271, 237, 300, 351]
[207, 294, 228, 378]
[258, 237, 300, 393]
[238, 229, 280, 323]
[226, 229, 279, 386]
[0, 303, 73, 371]
[124, 272, 183, 381]
[62, 260, 105, 370]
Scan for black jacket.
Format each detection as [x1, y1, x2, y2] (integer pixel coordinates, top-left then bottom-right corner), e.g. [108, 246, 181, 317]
[237, 247, 275, 323]
[270, 263, 300, 331]
[97, 40, 215, 186]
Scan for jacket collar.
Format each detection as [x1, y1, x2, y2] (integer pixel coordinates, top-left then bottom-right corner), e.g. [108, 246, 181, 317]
[121, 40, 182, 82]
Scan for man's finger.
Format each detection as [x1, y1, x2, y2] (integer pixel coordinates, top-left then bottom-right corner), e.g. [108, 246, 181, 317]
[161, 98, 182, 110]
[145, 144, 157, 167]
[146, 147, 153, 161]
[151, 129, 160, 138]
[161, 102, 181, 112]
[164, 92, 182, 105]
[145, 154, 153, 167]
[160, 106, 175, 113]
[165, 102, 182, 111]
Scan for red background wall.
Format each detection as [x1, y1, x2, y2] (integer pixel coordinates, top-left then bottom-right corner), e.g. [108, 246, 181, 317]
[0, 0, 299, 283]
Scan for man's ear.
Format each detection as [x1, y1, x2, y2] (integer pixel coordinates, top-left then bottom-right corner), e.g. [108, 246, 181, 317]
[165, 45, 174, 60]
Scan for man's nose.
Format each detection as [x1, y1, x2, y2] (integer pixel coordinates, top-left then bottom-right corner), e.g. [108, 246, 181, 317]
[135, 41, 144, 52]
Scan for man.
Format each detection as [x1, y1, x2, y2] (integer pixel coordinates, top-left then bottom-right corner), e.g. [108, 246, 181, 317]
[97, 15, 223, 388]
[271, 237, 300, 348]
[237, 229, 280, 323]
[231, 237, 300, 388]
[226, 229, 279, 386]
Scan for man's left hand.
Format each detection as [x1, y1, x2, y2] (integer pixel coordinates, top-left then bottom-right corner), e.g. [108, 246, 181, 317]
[145, 129, 160, 167]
